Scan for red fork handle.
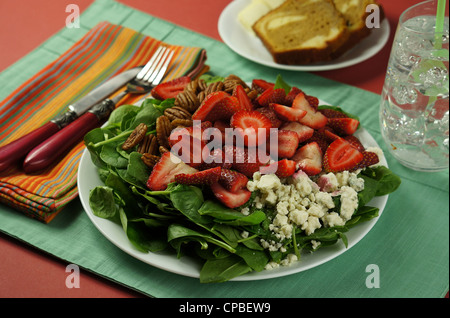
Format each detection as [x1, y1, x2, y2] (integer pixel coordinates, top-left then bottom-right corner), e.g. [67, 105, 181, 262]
[0, 122, 60, 172]
[23, 112, 101, 173]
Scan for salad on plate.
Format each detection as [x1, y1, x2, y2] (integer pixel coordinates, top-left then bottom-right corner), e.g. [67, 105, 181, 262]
[83, 74, 400, 283]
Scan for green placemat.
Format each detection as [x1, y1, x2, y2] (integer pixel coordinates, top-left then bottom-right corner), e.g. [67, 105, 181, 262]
[0, 0, 448, 298]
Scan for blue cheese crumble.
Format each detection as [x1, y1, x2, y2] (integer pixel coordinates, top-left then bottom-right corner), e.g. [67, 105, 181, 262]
[246, 169, 365, 269]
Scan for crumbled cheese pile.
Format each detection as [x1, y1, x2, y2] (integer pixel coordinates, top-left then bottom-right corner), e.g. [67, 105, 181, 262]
[245, 169, 365, 269]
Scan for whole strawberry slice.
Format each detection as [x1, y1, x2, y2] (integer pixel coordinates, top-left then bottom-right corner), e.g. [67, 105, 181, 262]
[147, 152, 198, 191]
[151, 76, 191, 100]
[192, 91, 239, 122]
[260, 159, 297, 178]
[292, 92, 327, 129]
[232, 85, 254, 111]
[230, 110, 272, 146]
[174, 166, 222, 185]
[327, 117, 359, 136]
[211, 182, 251, 208]
[256, 87, 286, 107]
[218, 169, 248, 193]
[323, 138, 364, 173]
[270, 103, 307, 122]
[292, 142, 323, 176]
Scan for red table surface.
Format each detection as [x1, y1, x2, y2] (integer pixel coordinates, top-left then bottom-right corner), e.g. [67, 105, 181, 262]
[0, 0, 446, 298]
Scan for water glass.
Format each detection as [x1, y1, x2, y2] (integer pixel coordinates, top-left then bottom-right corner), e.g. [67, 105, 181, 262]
[379, 0, 449, 172]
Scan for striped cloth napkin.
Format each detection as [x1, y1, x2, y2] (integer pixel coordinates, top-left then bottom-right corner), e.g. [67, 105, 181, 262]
[0, 21, 207, 223]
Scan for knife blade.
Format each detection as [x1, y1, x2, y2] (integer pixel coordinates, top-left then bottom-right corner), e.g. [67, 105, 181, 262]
[0, 66, 143, 172]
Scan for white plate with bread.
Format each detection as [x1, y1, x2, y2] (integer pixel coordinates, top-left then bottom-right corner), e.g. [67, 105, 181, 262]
[218, 0, 390, 71]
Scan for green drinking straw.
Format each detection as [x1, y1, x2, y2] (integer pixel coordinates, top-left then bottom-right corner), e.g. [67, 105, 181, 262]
[434, 0, 446, 49]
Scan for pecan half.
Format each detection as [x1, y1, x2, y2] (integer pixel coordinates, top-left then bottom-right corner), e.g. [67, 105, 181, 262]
[223, 74, 248, 93]
[204, 81, 224, 95]
[164, 106, 192, 121]
[122, 123, 147, 150]
[141, 153, 160, 168]
[137, 134, 159, 155]
[156, 115, 172, 149]
[174, 90, 200, 113]
[171, 118, 193, 128]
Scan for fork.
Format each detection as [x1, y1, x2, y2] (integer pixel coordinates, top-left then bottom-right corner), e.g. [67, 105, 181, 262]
[22, 46, 175, 173]
[108, 46, 175, 106]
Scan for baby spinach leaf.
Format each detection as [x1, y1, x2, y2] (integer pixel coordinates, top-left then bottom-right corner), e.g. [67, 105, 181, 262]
[89, 186, 117, 219]
[274, 74, 291, 94]
[167, 224, 236, 253]
[362, 166, 401, 196]
[100, 143, 128, 168]
[169, 185, 211, 224]
[199, 255, 252, 283]
[234, 245, 268, 272]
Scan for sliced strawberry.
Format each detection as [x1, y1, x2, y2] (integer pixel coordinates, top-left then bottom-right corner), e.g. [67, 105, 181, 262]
[285, 87, 303, 106]
[255, 107, 283, 128]
[280, 121, 314, 143]
[307, 130, 330, 154]
[305, 95, 319, 109]
[211, 182, 252, 209]
[174, 166, 222, 185]
[256, 88, 286, 107]
[147, 152, 198, 190]
[224, 145, 269, 177]
[151, 76, 191, 100]
[319, 108, 349, 119]
[322, 127, 341, 142]
[270, 103, 307, 122]
[327, 117, 360, 135]
[218, 169, 248, 193]
[252, 79, 275, 94]
[343, 135, 365, 152]
[192, 91, 239, 122]
[292, 92, 327, 129]
[230, 110, 272, 146]
[232, 85, 254, 111]
[292, 142, 323, 176]
[260, 159, 297, 178]
[323, 138, 364, 173]
[271, 129, 300, 159]
[352, 151, 379, 170]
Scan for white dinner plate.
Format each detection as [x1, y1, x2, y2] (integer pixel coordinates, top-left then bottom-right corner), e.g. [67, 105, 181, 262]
[77, 98, 389, 281]
[218, 0, 390, 71]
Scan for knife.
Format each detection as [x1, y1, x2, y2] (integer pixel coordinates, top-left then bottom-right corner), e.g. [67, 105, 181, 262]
[0, 66, 143, 172]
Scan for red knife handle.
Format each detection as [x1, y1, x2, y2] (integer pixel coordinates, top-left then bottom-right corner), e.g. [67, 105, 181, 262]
[23, 112, 101, 173]
[23, 99, 115, 173]
[0, 122, 60, 172]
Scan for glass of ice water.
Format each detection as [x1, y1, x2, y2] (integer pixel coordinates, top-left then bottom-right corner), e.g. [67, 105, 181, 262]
[380, 0, 449, 172]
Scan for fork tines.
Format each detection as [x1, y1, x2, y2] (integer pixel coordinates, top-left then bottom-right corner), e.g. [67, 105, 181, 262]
[136, 46, 175, 85]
